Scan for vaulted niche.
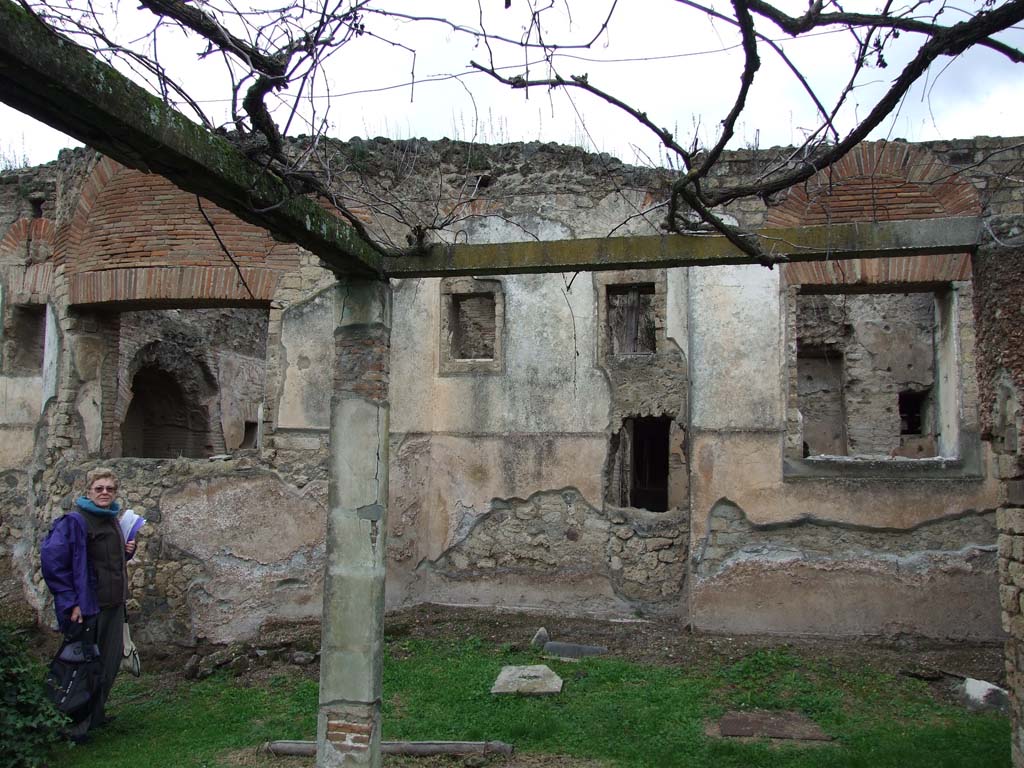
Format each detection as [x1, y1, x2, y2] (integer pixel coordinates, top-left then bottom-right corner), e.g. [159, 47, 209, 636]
[114, 308, 269, 458]
[121, 363, 214, 458]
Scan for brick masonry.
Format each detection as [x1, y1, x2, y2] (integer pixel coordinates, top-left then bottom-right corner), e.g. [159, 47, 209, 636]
[335, 323, 390, 404]
[59, 157, 300, 305]
[325, 717, 373, 751]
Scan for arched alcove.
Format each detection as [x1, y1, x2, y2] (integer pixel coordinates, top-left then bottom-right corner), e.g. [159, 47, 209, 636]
[121, 363, 215, 458]
[119, 340, 221, 458]
[120, 365, 200, 457]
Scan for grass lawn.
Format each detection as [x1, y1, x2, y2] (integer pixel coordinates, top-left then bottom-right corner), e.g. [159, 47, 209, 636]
[45, 638, 1009, 768]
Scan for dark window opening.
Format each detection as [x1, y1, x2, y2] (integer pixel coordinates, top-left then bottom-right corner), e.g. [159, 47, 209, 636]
[451, 292, 496, 360]
[121, 364, 213, 458]
[899, 388, 930, 435]
[240, 420, 259, 449]
[609, 416, 671, 512]
[608, 284, 656, 355]
[5, 305, 46, 374]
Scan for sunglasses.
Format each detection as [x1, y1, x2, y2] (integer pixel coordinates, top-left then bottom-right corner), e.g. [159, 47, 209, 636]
[91, 485, 118, 493]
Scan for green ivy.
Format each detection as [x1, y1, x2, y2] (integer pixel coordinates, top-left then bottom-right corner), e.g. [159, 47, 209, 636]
[0, 624, 68, 768]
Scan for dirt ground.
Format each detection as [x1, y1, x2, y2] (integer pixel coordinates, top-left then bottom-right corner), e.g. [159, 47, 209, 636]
[220, 603, 1006, 768]
[383, 603, 1006, 684]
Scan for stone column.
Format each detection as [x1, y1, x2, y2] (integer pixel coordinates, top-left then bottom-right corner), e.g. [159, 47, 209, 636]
[317, 277, 392, 768]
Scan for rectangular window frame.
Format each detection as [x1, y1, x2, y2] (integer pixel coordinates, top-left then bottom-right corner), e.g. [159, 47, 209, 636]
[439, 277, 505, 376]
[784, 280, 982, 479]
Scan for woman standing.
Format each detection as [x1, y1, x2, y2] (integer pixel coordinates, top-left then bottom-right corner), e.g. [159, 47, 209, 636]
[41, 468, 137, 743]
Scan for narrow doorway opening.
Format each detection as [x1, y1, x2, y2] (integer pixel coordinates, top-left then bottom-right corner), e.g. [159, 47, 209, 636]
[608, 416, 672, 512]
[239, 420, 259, 449]
[629, 417, 671, 512]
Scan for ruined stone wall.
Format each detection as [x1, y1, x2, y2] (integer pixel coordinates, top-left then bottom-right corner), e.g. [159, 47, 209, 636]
[0, 149, 335, 644]
[796, 292, 938, 457]
[974, 240, 1024, 766]
[12, 450, 330, 645]
[1, 136, 1022, 648]
[677, 140, 1010, 639]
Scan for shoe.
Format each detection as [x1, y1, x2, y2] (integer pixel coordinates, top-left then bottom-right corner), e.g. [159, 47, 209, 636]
[97, 715, 116, 728]
[69, 733, 90, 746]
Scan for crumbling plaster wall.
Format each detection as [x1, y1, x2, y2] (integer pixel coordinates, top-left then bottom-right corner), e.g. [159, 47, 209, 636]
[13, 451, 330, 646]
[686, 261, 1000, 636]
[1, 137, 1021, 646]
[380, 135, 1006, 635]
[382, 158, 693, 614]
[674, 139, 1010, 640]
[387, 268, 663, 614]
[0, 149, 337, 645]
[0, 162, 60, 465]
[688, 260, 999, 643]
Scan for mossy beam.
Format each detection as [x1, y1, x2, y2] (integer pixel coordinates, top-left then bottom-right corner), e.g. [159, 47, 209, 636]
[384, 218, 982, 277]
[0, 0, 382, 276]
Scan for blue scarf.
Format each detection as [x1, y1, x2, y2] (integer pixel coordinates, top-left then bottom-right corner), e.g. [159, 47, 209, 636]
[75, 496, 121, 517]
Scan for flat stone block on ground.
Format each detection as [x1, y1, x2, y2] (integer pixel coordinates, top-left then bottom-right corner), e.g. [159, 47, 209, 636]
[491, 665, 563, 695]
[542, 641, 608, 659]
[717, 710, 833, 741]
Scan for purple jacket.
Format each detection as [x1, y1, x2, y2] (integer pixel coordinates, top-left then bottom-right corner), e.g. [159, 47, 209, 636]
[40, 509, 133, 630]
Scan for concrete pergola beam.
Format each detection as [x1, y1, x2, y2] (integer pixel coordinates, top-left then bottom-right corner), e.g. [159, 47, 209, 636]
[0, 0, 383, 277]
[384, 218, 982, 277]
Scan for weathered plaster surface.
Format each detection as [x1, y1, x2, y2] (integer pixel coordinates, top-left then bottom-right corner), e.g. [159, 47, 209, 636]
[160, 472, 325, 643]
[692, 500, 1000, 639]
[42, 304, 58, 410]
[278, 288, 337, 430]
[0, 375, 42, 424]
[692, 554, 999, 639]
[387, 433, 607, 564]
[688, 265, 785, 430]
[390, 274, 609, 435]
[690, 431, 1002, 536]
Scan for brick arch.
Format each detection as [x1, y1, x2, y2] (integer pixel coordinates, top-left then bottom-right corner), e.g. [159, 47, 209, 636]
[1, 217, 56, 302]
[771, 142, 980, 289]
[61, 158, 301, 307]
[767, 141, 981, 228]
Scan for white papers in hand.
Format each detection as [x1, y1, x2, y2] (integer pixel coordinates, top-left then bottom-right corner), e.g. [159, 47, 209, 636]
[119, 508, 146, 541]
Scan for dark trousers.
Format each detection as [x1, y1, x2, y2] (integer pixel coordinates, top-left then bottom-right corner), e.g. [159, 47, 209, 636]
[68, 605, 124, 738]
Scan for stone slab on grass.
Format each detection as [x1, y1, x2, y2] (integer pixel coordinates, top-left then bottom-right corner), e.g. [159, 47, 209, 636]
[491, 665, 563, 695]
[717, 710, 833, 741]
[542, 641, 608, 659]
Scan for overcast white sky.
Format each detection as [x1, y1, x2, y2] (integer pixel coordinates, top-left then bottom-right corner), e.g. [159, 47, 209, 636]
[2, 0, 1023, 167]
